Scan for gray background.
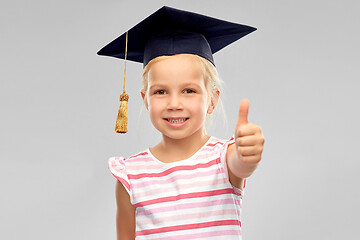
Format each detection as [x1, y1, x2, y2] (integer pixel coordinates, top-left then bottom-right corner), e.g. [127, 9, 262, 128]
[1, 0, 359, 239]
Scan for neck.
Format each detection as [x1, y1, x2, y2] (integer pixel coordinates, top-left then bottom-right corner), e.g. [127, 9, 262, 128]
[159, 129, 210, 161]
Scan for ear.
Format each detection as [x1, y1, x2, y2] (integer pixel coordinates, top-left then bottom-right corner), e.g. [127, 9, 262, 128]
[207, 88, 220, 114]
[140, 89, 149, 110]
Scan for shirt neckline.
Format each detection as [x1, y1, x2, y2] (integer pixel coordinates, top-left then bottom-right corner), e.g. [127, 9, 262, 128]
[146, 136, 214, 165]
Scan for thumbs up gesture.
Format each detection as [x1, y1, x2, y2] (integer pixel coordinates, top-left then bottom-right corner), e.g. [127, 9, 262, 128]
[234, 99, 265, 165]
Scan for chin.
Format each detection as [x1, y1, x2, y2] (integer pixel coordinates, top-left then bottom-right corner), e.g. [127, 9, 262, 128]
[161, 132, 188, 140]
[161, 128, 206, 141]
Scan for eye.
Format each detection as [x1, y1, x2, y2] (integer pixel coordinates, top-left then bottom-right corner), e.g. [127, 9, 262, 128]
[154, 89, 166, 95]
[183, 89, 196, 94]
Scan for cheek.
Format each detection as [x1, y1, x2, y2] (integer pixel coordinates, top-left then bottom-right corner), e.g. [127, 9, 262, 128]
[185, 96, 208, 114]
[147, 98, 164, 117]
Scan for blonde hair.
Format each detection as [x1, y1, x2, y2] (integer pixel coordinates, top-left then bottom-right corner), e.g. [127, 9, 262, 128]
[141, 54, 223, 106]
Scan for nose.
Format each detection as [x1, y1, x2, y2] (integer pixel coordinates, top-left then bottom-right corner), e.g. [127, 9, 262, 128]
[167, 93, 183, 110]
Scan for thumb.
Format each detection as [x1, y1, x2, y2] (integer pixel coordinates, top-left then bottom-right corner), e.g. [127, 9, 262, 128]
[237, 99, 249, 126]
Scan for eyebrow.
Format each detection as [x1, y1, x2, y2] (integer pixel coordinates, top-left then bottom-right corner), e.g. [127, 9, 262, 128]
[179, 82, 202, 89]
[149, 84, 167, 91]
[150, 83, 202, 91]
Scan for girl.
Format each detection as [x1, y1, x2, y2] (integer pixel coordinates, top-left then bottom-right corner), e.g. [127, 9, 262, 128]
[99, 6, 265, 240]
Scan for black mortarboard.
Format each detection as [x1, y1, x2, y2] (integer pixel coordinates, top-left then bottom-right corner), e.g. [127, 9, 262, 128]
[98, 6, 256, 134]
[97, 6, 256, 67]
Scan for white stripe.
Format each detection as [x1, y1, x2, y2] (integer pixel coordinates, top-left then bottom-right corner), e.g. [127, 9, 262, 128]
[135, 192, 241, 212]
[128, 162, 221, 184]
[133, 182, 236, 205]
[136, 204, 241, 228]
[136, 224, 241, 240]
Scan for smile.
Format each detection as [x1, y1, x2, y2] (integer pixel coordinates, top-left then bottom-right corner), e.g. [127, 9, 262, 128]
[165, 118, 189, 123]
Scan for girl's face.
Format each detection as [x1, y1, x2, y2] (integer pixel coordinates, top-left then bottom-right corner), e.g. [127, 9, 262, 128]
[141, 54, 211, 141]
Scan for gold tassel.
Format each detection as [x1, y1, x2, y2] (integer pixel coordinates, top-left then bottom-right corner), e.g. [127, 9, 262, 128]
[115, 92, 129, 133]
[115, 31, 129, 134]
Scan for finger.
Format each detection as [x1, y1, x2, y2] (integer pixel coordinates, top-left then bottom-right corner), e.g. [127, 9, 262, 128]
[237, 146, 262, 156]
[237, 99, 249, 126]
[236, 135, 262, 146]
[235, 123, 260, 137]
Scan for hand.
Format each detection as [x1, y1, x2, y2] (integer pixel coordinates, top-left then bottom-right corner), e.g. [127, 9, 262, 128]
[235, 99, 265, 164]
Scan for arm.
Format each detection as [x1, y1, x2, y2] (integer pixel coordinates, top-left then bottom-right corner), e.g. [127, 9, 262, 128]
[226, 99, 265, 189]
[115, 180, 136, 240]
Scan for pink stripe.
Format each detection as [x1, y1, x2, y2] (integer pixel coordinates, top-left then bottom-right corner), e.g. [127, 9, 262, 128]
[127, 156, 154, 163]
[131, 168, 222, 189]
[129, 152, 148, 159]
[205, 141, 224, 147]
[126, 152, 216, 171]
[134, 177, 228, 199]
[138, 208, 241, 226]
[109, 158, 124, 168]
[148, 229, 241, 240]
[136, 220, 241, 236]
[134, 188, 237, 208]
[111, 173, 130, 192]
[109, 160, 131, 192]
[128, 158, 220, 179]
[136, 198, 240, 216]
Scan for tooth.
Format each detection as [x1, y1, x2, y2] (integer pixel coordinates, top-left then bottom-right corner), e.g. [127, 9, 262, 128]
[168, 118, 186, 123]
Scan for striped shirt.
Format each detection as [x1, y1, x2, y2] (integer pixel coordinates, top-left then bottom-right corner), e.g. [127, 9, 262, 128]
[108, 136, 244, 239]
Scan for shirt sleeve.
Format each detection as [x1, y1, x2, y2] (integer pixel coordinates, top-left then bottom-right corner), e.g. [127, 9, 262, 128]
[108, 157, 132, 198]
[220, 137, 245, 197]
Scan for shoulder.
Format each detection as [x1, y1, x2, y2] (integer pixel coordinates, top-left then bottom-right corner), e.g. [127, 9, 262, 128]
[127, 150, 151, 161]
[108, 149, 151, 196]
[108, 149, 152, 168]
[205, 136, 235, 152]
[109, 149, 149, 161]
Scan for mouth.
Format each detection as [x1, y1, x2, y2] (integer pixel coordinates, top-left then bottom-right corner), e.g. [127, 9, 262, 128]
[164, 118, 189, 123]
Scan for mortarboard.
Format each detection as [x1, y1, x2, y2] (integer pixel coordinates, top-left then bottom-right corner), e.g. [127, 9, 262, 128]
[97, 6, 256, 133]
